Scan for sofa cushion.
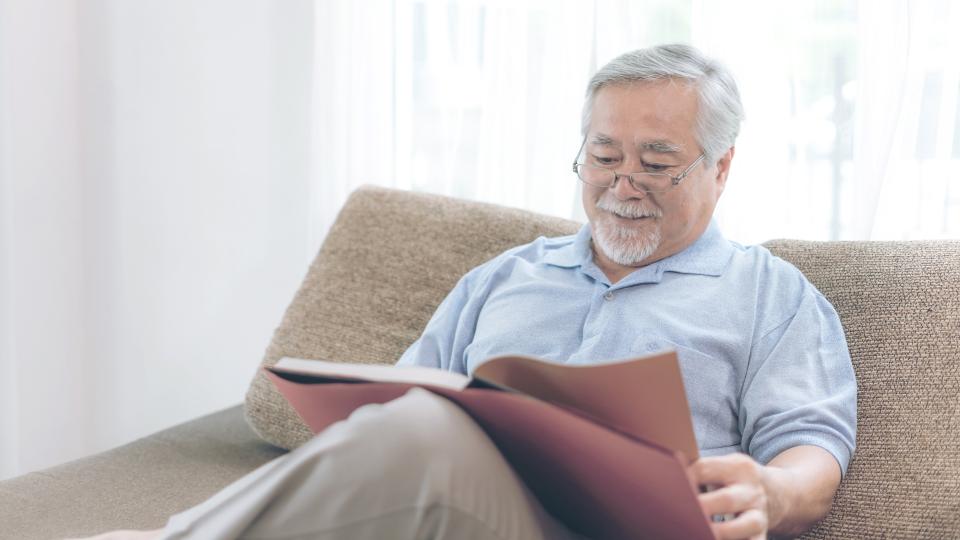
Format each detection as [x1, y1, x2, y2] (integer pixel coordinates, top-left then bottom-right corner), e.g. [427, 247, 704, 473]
[762, 240, 960, 538]
[0, 405, 284, 540]
[243, 185, 579, 449]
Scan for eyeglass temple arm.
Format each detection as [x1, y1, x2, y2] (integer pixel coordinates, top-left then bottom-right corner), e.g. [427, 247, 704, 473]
[673, 153, 707, 183]
[572, 136, 587, 172]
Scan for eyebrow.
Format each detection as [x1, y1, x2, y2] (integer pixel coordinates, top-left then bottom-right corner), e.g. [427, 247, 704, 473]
[589, 134, 618, 146]
[640, 140, 682, 154]
[589, 133, 682, 154]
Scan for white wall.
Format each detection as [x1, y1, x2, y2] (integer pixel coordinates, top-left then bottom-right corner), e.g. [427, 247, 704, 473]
[0, 0, 315, 480]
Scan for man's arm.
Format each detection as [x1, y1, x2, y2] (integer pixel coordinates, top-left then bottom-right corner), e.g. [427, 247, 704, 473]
[690, 445, 841, 539]
[763, 446, 841, 536]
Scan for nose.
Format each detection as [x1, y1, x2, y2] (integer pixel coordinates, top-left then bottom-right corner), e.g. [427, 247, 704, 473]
[611, 172, 648, 200]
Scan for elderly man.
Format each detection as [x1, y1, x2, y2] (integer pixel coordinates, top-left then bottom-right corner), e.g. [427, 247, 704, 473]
[83, 44, 855, 540]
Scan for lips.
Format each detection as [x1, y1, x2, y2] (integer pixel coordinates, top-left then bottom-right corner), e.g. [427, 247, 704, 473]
[610, 211, 653, 220]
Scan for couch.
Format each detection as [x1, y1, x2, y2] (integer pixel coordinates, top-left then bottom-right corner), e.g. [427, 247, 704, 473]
[2, 185, 958, 539]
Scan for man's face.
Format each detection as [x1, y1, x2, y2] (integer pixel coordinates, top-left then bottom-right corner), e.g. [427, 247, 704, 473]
[581, 80, 732, 270]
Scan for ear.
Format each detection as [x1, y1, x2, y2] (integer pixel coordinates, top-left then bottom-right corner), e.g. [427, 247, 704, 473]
[713, 146, 735, 196]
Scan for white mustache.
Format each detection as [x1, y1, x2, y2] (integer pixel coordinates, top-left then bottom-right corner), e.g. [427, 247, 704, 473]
[596, 196, 662, 219]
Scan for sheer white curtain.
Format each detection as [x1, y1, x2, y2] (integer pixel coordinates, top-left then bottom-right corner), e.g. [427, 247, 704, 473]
[309, 0, 596, 252]
[0, 0, 88, 482]
[699, 0, 960, 242]
[310, 0, 960, 248]
[858, 0, 960, 239]
[1, 0, 315, 481]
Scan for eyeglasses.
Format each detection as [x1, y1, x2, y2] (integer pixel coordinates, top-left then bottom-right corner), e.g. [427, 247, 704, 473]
[571, 136, 706, 194]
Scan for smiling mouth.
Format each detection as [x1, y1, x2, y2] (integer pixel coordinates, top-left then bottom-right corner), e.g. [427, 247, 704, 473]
[610, 212, 654, 221]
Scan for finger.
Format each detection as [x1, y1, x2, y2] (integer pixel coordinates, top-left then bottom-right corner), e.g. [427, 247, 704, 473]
[699, 483, 764, 516]
[691, 453, 759, 486]
[711, 508, 768, 540]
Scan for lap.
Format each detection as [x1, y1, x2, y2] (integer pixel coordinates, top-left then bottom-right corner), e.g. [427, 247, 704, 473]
[158, 388, 582, 540]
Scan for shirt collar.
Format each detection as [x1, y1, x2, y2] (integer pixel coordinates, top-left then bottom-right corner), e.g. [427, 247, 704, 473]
[658, 220, 735, 277]
[543, 219, 734, 278]
[542, 224, 594, 268]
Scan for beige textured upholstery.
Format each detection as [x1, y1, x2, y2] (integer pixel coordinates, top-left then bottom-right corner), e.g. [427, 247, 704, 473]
[0, 405, 284, 540]
[245, 185, 960, 538]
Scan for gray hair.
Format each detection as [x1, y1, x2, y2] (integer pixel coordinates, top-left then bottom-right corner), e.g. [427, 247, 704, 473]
[581, 44, 744, 163]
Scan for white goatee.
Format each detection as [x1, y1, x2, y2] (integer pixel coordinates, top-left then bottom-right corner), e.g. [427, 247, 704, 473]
[592, 195, 663, 266]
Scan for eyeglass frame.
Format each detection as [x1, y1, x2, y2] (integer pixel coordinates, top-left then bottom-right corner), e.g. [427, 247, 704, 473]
[571, 136, 707, 193]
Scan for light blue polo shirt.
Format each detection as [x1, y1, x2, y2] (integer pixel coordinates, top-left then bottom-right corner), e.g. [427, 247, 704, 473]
[396, 221, 857, 475]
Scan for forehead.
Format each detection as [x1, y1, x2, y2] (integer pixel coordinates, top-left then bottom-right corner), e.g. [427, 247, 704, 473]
[588, 80, 699, 152]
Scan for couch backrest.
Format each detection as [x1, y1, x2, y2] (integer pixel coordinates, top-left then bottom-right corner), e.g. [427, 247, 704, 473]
[245, 185, 960, 538]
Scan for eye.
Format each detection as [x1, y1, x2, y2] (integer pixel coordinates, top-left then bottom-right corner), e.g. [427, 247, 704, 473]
[589, 153, 620, 167]
[642, 162, 671, 173]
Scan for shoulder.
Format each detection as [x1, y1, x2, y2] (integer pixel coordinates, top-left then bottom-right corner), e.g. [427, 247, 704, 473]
[459, 233, 578, 287]
[499, 232, 578, 259]
[726, 241, 834, 333]
[730, 242, 811, 294]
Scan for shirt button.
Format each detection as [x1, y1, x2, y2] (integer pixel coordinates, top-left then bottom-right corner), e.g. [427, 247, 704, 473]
[603, 291, 614, 301]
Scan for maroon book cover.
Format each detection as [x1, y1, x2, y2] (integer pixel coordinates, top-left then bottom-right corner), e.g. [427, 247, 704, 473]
[264, 367, 714, 540]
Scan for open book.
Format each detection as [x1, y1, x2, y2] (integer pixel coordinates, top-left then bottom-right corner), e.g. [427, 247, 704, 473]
[264, 351, 714, 540]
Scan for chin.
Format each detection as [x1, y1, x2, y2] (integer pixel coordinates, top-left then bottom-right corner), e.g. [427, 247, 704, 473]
[592, 216, 662, 266]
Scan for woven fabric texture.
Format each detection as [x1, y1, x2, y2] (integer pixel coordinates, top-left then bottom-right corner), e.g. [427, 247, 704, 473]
[244, 185, 960, 537]
[0, 406, 284, 540]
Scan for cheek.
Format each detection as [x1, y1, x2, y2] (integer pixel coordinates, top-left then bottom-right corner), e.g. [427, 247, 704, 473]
[659, 197, 690, 229]
[669, 188, 707, 227]
[582, 187, 602, 216]
[676, 199, 693, 227]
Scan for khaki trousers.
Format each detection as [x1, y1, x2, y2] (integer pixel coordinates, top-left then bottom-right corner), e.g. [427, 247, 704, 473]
[159, 388, 583, 540]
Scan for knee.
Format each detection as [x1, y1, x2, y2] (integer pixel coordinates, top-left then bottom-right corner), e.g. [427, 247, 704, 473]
[367, 388, 474, 460]
[338, 387, 492, 487]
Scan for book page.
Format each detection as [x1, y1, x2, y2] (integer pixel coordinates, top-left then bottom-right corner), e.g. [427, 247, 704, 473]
[471, 350, 699, 461]
[272, 357, 471, 390]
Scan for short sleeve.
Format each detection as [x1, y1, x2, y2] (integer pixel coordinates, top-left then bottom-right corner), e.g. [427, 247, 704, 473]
[738, 289, 857, 476]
